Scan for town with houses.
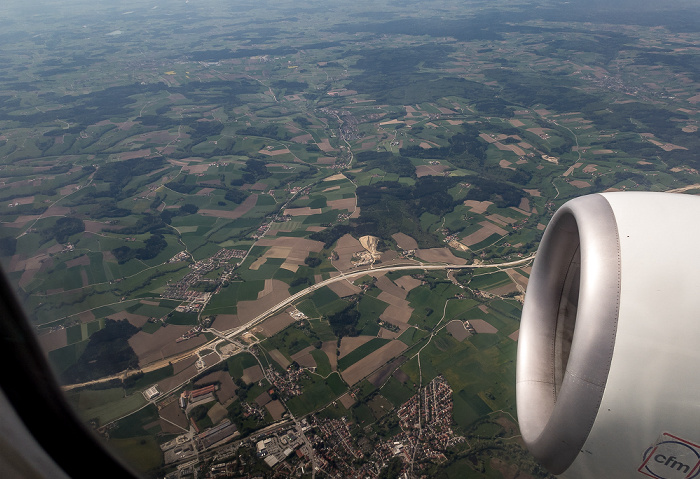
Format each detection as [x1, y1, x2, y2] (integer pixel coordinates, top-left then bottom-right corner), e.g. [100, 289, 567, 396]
[157, 374, 462, 478]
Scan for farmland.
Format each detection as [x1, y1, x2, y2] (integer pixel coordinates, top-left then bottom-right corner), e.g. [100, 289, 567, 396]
[2, 0, 700, 477]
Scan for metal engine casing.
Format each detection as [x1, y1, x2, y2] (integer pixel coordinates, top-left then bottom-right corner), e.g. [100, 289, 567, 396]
[517, 192, 700, 478]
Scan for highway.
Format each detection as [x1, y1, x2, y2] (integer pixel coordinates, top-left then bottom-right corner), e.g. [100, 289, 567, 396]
[217, 254, 536, 341]
[63, 254, 534, 393]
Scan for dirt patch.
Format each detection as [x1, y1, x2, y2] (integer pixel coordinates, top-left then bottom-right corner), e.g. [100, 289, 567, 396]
[469, 319, 498, 334]
[367, 356, 407, 387]
[495, 142, 526, 156]
[446, 320, 472, 341]
[327, 279, 361, 298]
[393, 369, 410, 384]
[255, 392, 272, 407]
[462, 222, 508, 247]
[158, 360, 200, 393]
[332, 234, 365, 271]
[391, 232, 418, 250]
[374, 274, 408, 299]
[339, 336, 375, 358]
[327, 197, 355, 211]
[291, 134, 313, 143]
[499, 159, 515, 170]
[416, 164, 450, 177]
[341, 341, 408, 386]
[213, 314, 245, 330]
[284, 207, 322, 216]
[207, 403, 228, 425]
[506, 269, 529, 291]
[509, 329, 519, 341]
[159, 400, 189, 432]
[415, 248, 467, 264]
[339, 392, 356, 408]
[487, 282, 519, 295]
[265, 400, 286, 420]
[199, 194, 258, 219]
[463, 200, 493, 214]
[487, 214, 517, 226]
[269, 349, 291, 368]
[377, 310, 410, 330]
[317, 138, 336, 152]
[255, 312, 295, 337]
[324, 173, 346, 182]
[255, 236, 324, 253]
[321, 341, 338, 371]
[291, 346, 317, 369]
[237, 280, 290, 322]
[570, 180, 591, 188]
[107, 311, 151, 328]
[196, 187, 215, 196]
[241, 365, 264, 384]
[393, 275, 422, 293]
[129, 325, 207, 367]
[37, 328, 68, 353]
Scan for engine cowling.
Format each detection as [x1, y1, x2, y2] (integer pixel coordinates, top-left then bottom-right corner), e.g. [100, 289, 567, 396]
[517, 192, 700, 478]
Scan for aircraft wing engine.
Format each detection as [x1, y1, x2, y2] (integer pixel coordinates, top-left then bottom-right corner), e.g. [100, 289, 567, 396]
[517, 192, 700, 478]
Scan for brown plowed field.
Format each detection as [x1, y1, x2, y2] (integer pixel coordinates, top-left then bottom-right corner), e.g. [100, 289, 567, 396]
[159, 401, 189, 432]
[265, 400, 286, 420]
[327, 279, 361, 298]
[332, 234, 365, 271]
[469, 319, 498, 334]
[374, 275, 408, 299]
[199, 194, 258, 219]
[327, 198, 355, 211]
[462, 222, 508, 247]
[107, 311, 150, 328]
[322, 341, 338, 371]
[415, 248, 467, 264]
[339, 335, 374, 358]
[241, 365, 264, 384]
[37, 328, 67, 353]
[446, 320, 471, 341]
[284, 207, 322, 216]
[291, 346, 317, 369]
[367, 356, 407, 387]
[269, 349, 291, 368]
[237, 280, 290, 321]
[391, 233, 418, 250]
[463, 200, 493, 214]
[213, 314, 244, 330]
[129, 325, 207, 367]
[393, 275, 422, 293]
[339, 392, 356, 408]
[341, 341, 408, 386]
[256, 312, 295, 337]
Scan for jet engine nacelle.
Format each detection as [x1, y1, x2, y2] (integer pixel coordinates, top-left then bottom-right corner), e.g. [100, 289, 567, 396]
[517, 192, 700, 479]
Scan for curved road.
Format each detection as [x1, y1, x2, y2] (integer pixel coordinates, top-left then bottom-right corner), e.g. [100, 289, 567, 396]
[63, 254, 535, 391]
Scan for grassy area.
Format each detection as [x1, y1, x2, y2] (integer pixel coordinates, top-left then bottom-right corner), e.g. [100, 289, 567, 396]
[286, 373, 344, 416]
[109, 436, 163, 474]
[311, 348, 332, 377]
[381, 377, 416, 407]
[227, 352, 258, 378]
[72, 390, 147, 426]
